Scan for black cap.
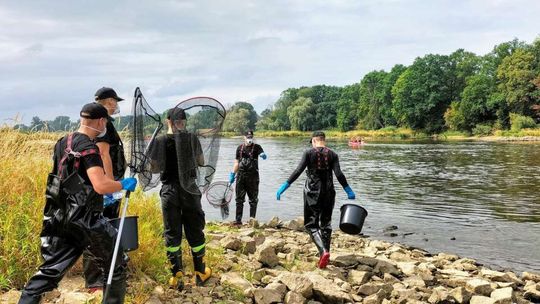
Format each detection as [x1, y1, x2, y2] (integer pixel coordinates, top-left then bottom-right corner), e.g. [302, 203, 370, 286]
[167, 107, 187, 120]
[312, 131, 325, 139]
[80, 102, 108, 119]
[94, 87, 124, 101]
[245, 130, 254, 138]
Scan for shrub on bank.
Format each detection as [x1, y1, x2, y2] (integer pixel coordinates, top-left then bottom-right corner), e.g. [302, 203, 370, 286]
[472, 124, 493, 136]
[510, 113, 537, 131]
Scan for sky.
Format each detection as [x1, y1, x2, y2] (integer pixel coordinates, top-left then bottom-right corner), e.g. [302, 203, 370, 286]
[1, 0, 540, 124]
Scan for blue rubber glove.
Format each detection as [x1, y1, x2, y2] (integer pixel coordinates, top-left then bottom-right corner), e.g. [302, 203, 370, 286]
[276, 182, 290, 200]
[260, 153, 267, 160]
[120, 177, 137, 192]
[344, 185, 356, 199]
[229, 172, 236, 184]
[103, 194, 115, 207]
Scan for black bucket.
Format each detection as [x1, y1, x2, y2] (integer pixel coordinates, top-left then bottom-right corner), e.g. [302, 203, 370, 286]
[339, 204, 368, 235]
[109, 216, 139, 252]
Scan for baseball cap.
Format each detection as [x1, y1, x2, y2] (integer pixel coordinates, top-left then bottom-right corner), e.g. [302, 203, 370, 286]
[80, 102, 109, 119]
[94, 87, 124, 101]
[167, 107, 187, 120]
[245, 130, 254, 138]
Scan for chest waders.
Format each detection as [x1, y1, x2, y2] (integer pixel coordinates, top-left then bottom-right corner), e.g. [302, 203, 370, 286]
[18, 134, 127, 304]
[304, 147, 334, 269]
[235, 144, 260, 223]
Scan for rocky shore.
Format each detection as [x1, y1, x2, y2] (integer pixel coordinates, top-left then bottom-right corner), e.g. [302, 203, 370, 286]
[2, 216, 540, 304]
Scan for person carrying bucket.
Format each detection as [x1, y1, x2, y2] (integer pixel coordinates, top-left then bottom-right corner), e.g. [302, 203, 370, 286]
[18, 103, 137, 304]
[276, 131, 355, 269]
[150, 107, 212, 291]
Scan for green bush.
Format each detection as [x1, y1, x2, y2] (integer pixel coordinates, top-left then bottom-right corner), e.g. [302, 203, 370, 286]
[472, 124, 493, 136]
[510, 113, 537, 131]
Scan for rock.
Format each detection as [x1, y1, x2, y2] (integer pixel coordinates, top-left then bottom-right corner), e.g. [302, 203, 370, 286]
[490, 287, 513, 304]
[266, 282, 287, 298]
[285, 291, 306, 304]
[58, 292, 95, 303]
[524, 288, 540, 302]
[267, 216, 282, 228]
[449, 287, 472, 303]
[0, 290, 21, 303]
[428, 286, 450, 304]
[480, 268, 513, 282]
[220, 235, 243, 251]
[383, 225, 398, 232]
[358, 282, 383, 296]
[145, 295, 163, 304]
[220, 272, 253, 291]
[278, 273, 313, 298]
[363, 293, 383, 304]
[239, 236, 257, 254]
[466, 279, 494, 296]
[253, 288, 283, 304]
[396, 262, 417, 276]
[523, 272, 540, 283]
[470, 295, 496, 304]
[331, 253, 362, 267]
[389, 251, 414, 262]
[284, 219, 303, 231]
[348, 270, 372, 285]
[373, 260, 402, 277]
[249, 218, 260, 228]
[304, 272, 352, 303]
[252, 269, 267, 282]
[403, 276, 426, 288]
[255, 241, 280, 267]
[437, 253, 459, 262]
[439, 268, 471, 277]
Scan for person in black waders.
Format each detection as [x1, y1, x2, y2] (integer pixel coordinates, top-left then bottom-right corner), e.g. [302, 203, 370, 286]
[228, 130, 267, 226]
[276, 131, 355, 269]
[151, 108, 212, 291]
[83, 87, 128, 292]
[18, 103, 137, 304]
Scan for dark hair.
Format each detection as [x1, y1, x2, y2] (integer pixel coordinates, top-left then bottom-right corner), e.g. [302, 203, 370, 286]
[311, 131, 326, 140]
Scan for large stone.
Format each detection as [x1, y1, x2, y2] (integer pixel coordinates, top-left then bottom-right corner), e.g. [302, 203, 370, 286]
[403, 276, 426, 288]
[524, 288, 540, 302]
[396, 262, 417, 276]
[490, 287, 513, 304]
[239, 236, 257, 254]
[57, 292, 95, 303]
[470, 295, 496, 304]
[266, 282, 288, 298]
[278, 273, 313, 298]
[220, 235, 243, 251]
[220, 272, 253, 292]
[0, 290, 22, 303]
[373, 260, 402, 277]
[255, 241, 280, 267]
[253, 288, 283, 304]
[466, 279, 493, 296]
[437, 253, 459, 262]
[449, 287, 472, 303]
[358, 282, 383, 296]
[440, 268, 471, 277]
[523, 272, 540, 283]
[304, 273, 352, 303]
[285, 291, 306, 304]
[363, 293, 383, 304]
[284, 219, 303, 231]
[145, 295, 163, 304]
[349, 270, 372, 285]
[267, 216, 282, 228]
[428, 286, 451, 304]
[480, 268, 513, 282]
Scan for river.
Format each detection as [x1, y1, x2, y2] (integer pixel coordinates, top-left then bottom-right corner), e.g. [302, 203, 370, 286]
[187, 137, 540, 273]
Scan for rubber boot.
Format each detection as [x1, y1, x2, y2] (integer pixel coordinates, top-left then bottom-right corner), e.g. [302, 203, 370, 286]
[192, 248, 212, 286]
[234, 202, 243, 225]
[167, 251, 184, 291]
[321, 229, 332, 252]
[249, 203, 257, 219]
[309, 230, 330, 269]
[18, 292, 41, 304]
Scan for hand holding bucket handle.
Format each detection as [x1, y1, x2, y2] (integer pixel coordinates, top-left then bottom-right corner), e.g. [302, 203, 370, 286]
[343, 185, 355, 200]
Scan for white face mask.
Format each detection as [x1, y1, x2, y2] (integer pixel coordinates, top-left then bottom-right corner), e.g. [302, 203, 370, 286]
[246, 138, 253, 145]
[105, 104, 120, 116]
[83, 124, 107, 138]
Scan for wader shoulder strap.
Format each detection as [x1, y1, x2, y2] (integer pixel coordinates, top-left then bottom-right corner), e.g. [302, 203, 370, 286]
[239, 144, 255, 159]
[313, 147, 330, 170]
[57, 133, 100, 178]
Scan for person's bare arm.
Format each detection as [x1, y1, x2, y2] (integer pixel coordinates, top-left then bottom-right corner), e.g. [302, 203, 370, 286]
[96, 142, 114, 180]
[87, 166, 122, 194]
[232, 159, 239, 173]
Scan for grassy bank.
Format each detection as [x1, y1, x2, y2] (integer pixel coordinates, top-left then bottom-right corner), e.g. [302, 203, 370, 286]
[0, 129, 224, 303]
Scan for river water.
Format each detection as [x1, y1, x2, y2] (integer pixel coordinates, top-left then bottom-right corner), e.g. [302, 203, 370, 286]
[189, 138, 540, 273]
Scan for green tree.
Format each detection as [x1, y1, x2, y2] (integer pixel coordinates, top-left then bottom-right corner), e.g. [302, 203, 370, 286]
[459, 74, 496, 130]
[223, 108, 250, 134]
[357, 70, 387, 129]
[29, 116, 44, 131]
[229, 102, 258, 130]
[381, 64, 407, 126]
[287, 97, 316, 131]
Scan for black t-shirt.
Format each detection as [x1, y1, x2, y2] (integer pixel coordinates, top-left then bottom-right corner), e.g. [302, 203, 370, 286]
[154, 133, 203, 184]
[235, 143, 264, 173]
[52, 132, 103, 185]
[95, 116, 126, 180]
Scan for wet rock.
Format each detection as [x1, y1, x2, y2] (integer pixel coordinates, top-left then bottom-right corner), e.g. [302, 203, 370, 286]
[470, 295, 496, 304]
[278, 273, 313, 298]
[449, 286, 473, 303]
[284, 291, 306, 304]
[490, 287, 513, 304]
[253, 288, 282, 304]
[255, 241, 280, 267]
[466, 278, 494, 296]
[383, 225, 398, 232]
[348, 270, 372, 285]
[220, 272, 253, 291]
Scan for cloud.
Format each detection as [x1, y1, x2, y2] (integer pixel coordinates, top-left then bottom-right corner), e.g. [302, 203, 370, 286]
[1, 0, 540, 123]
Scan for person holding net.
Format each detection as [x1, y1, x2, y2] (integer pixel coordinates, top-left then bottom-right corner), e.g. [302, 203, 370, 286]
[151, 107, 212, 291]
[228, 130, 267, 226]
[276, 131, 356, 269]
[83, 87, 127, 292]
[18, 103, 137, 304]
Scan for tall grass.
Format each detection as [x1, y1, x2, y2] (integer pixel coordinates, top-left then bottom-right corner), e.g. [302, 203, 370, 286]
[0, 129, 221, 303]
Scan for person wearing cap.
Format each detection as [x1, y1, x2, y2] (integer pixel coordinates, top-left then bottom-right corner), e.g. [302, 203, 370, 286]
[18, 103, 137, 304]
[228, 130, 267, 226]
[275, 131, 355, 269]
[82, 87, 128, 291]
[150, 107, 211, 291]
